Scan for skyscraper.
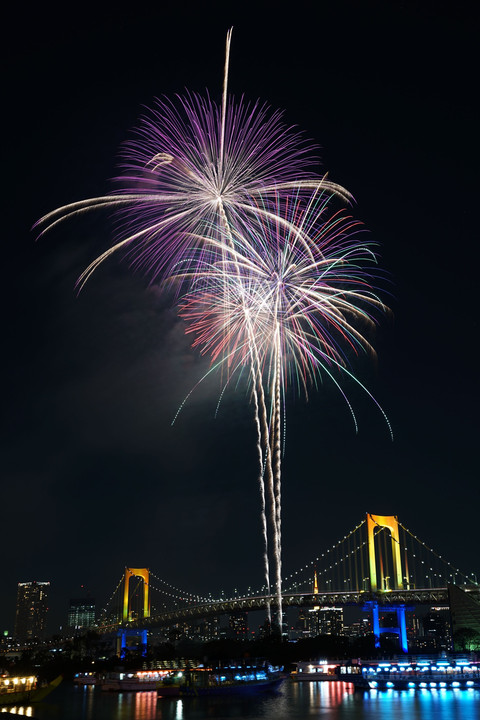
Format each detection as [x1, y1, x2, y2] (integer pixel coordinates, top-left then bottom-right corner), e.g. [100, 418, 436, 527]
[14, 581, 50, 641]
[296, 570, 344, 638]
[68, 598, 96, 631]
[228, 612, 248, 640]
[296, 606, 344, 637]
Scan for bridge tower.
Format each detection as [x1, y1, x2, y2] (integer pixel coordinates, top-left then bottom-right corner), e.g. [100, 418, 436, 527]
[367, 514, 403, 592]
[123, 567, 150, 622]
[366, 514, 408, 653]
[117, 567, 150, 657]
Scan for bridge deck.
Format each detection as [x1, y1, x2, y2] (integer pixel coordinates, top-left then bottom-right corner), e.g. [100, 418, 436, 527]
[99, 587, 450, 631]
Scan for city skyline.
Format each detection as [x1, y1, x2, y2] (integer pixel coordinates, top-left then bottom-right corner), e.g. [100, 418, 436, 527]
[4, 577, 465, 656]
[2, 1, 478, 631]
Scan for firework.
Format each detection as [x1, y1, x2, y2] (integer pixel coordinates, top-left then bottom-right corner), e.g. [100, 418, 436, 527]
[178, 196, 386, 393]
[36, 30, 390, 631]
[176, 192, 391, 620]
[35, 60, 350, 291]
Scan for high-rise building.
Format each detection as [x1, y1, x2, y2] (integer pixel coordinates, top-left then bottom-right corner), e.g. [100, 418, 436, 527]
[449, 584, 480, 651]
[422, 606, 452, 651]
[68, 598, 96, 631]
[406, 610, 422, 647]
[297, 606, 344, 637]
[228, 611, 248, 640]
[343, 617, 372, 639]
[14, 581, 50, 641]
[296, 571, 343, 637]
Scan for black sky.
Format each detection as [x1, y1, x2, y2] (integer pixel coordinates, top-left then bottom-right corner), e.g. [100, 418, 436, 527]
[2, 1, 478, 631]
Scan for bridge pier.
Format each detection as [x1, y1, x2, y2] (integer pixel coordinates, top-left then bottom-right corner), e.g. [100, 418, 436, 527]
[365, 601, 408, 653]
[116, 628, 148, 658]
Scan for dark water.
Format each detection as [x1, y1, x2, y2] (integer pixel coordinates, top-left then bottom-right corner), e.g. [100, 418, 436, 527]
[3, 681, 479, 720]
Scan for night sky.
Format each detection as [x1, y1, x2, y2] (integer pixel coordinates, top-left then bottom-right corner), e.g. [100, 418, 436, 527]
[3, 1, 478, 632]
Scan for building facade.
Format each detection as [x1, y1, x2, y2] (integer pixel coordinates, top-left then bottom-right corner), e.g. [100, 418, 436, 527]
[14, 581, 50, 641]
[68, 598, 96, 631]
[296, 606, 344, 637]
[228, 611, 248, 640]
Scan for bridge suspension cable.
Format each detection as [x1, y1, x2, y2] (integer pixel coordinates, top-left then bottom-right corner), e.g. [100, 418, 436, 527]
[398, 521, 479, 589]
[148, 572, 211, 608]
[280, 516, 480, 595]
[282, 519, 370, 594]
[97, 514, 479, 629]
[97, 573, 125, 625]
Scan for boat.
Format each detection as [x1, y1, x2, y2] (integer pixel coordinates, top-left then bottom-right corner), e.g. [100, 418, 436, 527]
[73, 671, 98, 685]
[291, 660, 341, 681]
[0, 674, 62, 706]
[99, 669, 170, 691]
[335, 657, 480, 690]
[157, 663, 285, 697]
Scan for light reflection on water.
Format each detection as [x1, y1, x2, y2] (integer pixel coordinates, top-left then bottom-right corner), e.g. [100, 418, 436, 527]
[0, 707, 34, 716]
[9, 680, 480, 720]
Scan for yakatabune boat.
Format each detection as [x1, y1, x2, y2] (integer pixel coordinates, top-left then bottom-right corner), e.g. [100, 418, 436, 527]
[0, 674, 62, 706]
[157, 664, 284, 697]
[99, 670, 168, 691]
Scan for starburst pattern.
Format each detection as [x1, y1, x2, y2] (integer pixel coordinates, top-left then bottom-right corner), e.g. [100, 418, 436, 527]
[36, 30, 390, 631]
[35, 92, 351, 292]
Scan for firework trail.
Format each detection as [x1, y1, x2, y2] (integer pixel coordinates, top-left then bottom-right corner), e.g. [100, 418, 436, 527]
[176, 191, 391, 624]
[36, 29, 390, 631]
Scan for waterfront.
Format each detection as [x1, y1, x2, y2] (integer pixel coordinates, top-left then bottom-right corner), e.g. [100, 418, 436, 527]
[2, 680, 479, 720]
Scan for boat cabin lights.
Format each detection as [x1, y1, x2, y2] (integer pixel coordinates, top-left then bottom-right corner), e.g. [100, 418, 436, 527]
[2, 676, 36, 689]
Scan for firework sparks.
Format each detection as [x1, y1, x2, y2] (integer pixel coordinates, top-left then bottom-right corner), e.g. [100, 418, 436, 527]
[178, 195, 387, 396]
[36, 29, 390, 631]
[175, 191, 391, 620]
[35, 29, 351, 293]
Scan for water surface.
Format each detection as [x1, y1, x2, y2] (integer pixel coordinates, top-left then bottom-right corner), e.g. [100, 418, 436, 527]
[2, 679, 479, 720]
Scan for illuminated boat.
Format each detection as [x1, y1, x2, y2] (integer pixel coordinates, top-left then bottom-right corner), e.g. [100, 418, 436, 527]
[336, 658, 480, 690]
[157, 664, 285, 697]
[0, 674, 62, 706]
[291, 660, 341, 681]
[73, 671, 98, 685]
[100, 669, 171, 691]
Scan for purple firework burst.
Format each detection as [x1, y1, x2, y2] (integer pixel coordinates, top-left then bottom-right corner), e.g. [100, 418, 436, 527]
[36, 91, 351, 290]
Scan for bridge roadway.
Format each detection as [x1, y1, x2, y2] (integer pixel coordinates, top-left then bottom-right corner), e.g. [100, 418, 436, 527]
[99, 587, 451, 632]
